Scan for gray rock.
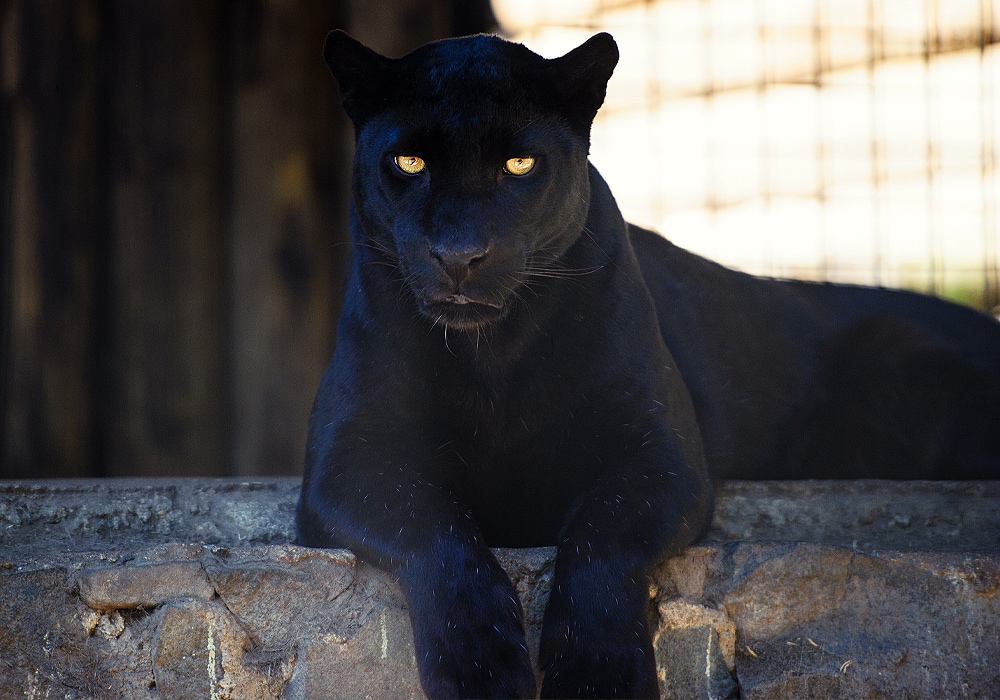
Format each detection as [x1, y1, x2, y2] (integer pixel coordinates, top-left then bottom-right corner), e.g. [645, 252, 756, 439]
[707, 480, 1000, 552]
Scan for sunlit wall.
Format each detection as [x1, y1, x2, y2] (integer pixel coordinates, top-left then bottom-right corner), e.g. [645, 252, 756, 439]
[493, 0, 1000, 308]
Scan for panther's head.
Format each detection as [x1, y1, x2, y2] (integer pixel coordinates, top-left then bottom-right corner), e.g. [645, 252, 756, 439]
[324, 30, 619, 329]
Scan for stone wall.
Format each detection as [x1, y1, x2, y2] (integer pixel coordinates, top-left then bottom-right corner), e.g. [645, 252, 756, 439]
[1, 479, 997, 699]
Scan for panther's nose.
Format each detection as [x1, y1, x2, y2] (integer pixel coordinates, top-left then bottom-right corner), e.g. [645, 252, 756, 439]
[430, 244, 490, 286]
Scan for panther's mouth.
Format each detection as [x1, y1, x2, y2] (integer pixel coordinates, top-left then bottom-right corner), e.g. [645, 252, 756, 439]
[419, 293, 508, 328]
[442, 293, 503, 308]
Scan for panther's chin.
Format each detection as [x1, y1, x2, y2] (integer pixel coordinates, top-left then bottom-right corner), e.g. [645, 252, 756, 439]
[419, 295, 509, 329]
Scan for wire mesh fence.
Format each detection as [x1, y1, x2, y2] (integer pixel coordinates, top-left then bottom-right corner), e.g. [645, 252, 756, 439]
[494, 0, 1000, 312]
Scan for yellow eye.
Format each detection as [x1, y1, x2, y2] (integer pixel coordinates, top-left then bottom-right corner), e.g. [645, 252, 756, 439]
[504, 156, 535, 176]
[395, 155, 426, 174]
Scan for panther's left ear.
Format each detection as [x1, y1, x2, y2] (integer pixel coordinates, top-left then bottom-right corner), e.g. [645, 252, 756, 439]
[323, 30, 391, 124]
[548, 33, 620, 120]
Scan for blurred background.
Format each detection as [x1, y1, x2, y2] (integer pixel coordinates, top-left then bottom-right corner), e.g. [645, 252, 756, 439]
[3, 0, 999, 479]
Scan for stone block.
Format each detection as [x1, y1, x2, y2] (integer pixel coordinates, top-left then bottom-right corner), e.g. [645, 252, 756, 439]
[718, 544, 1000, 699]
[723, 543, 855, 639]
[150, 598, 293, 700]
[295, 607, 424, 700]
[78, 561, 214, 610]
[655, 626, 738, 700]
[204, 545, 360, 649]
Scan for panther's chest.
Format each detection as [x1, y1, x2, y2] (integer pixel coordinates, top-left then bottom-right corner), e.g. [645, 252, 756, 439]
[428, 382, 603, 545]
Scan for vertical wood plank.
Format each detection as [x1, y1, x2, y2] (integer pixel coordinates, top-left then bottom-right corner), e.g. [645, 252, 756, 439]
[104, 1, 227, 476]
[227, 0, 350, 476]
[1, 0, 100, 477]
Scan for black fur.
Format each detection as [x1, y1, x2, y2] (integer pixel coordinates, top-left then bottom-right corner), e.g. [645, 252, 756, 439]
[632, 228, 1000, 480]
[297, 30, 1000, 699]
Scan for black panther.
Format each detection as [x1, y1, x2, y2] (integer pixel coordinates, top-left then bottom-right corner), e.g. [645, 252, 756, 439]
[296, 30, 1000, 699]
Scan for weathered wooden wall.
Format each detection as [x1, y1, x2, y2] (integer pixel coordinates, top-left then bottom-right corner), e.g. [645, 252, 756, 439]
[1, 0, 497, 478]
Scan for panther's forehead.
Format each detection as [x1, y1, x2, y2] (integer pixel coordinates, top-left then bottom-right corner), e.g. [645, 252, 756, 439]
[419, 35, 514, 92]
[388, 36, 542, 143]
[397, 34, 550, 107]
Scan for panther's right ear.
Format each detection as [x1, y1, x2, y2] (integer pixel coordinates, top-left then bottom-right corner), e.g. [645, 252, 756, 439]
[547, 33, 620, 123]
[323, 30, 390, 123]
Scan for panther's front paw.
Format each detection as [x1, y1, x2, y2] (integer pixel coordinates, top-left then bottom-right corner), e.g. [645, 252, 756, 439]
[416, 617, 537, 700]
[405, 556, 537, 699]
[540, 647, 657, 700]
[538, 579, 658, 699]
